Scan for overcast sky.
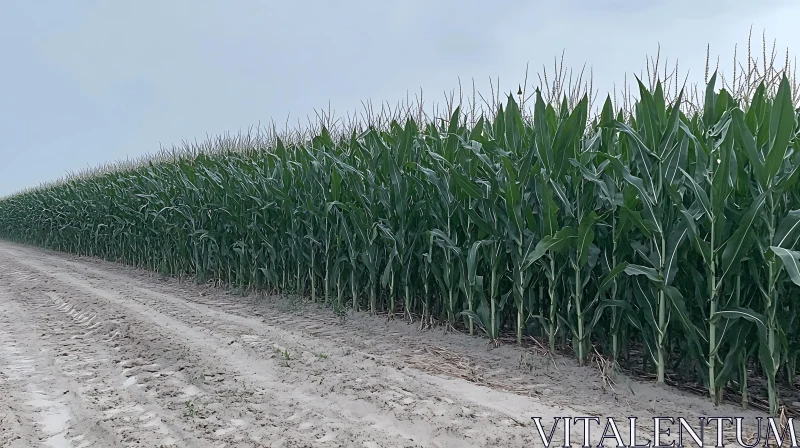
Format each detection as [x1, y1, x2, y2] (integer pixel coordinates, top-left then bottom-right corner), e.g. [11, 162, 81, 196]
[1, 1, 798, 196]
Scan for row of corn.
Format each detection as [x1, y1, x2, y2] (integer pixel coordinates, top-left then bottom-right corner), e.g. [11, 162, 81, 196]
[1, 69, 799, 415]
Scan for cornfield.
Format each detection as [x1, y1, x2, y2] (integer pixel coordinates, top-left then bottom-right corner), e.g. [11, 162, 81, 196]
[2, 36, 800, 416]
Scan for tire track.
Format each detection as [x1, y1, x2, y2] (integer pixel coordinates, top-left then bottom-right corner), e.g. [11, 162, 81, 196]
[0, 241, 771, 447]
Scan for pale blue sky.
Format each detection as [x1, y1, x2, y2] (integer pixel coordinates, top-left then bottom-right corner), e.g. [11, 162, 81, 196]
[1, 1, 798, 196]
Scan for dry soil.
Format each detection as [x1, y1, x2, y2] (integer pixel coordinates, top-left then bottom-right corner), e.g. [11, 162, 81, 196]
[0, 240, 769, 447]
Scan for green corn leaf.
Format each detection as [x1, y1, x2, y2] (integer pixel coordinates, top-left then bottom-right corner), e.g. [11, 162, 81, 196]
[576, 212, 599, 267]
[731, 108, 767, 188]
[533, 89, 554, 173]
[703, 71, 718, 130]
[452, 171, 484, 200]
[624, 264, 663, 284]
[664, 220, 689, 286]
[719, 190, 769, 281]
[664, 285, 707, 349]
[765, 77, 795, 182]
[773, 209, 800, 249]
[769, 246, 800, 286]
[598, 262, 629, 293]
[522, 226, 576, 270]
[711, 308, 767, 333]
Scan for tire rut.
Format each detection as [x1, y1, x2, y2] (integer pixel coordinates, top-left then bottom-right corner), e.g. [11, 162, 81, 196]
[1, 245, 547, 447]
[0, 241, 770, 447]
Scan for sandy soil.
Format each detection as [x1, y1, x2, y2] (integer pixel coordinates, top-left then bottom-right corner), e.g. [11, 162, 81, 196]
[0, 240, 769, 447]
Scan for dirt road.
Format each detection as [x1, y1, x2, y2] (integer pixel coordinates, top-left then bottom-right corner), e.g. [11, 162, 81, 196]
[0, 241, 766, 447]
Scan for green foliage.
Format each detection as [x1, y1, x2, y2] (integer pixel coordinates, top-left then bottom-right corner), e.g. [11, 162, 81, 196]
[1, 70, 799, 415]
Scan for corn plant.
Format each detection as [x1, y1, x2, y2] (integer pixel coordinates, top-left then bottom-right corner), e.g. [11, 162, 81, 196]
[1, 42, 799, 415]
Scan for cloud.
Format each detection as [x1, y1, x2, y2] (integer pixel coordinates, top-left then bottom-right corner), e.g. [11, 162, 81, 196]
[0, 0, 797, 195]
